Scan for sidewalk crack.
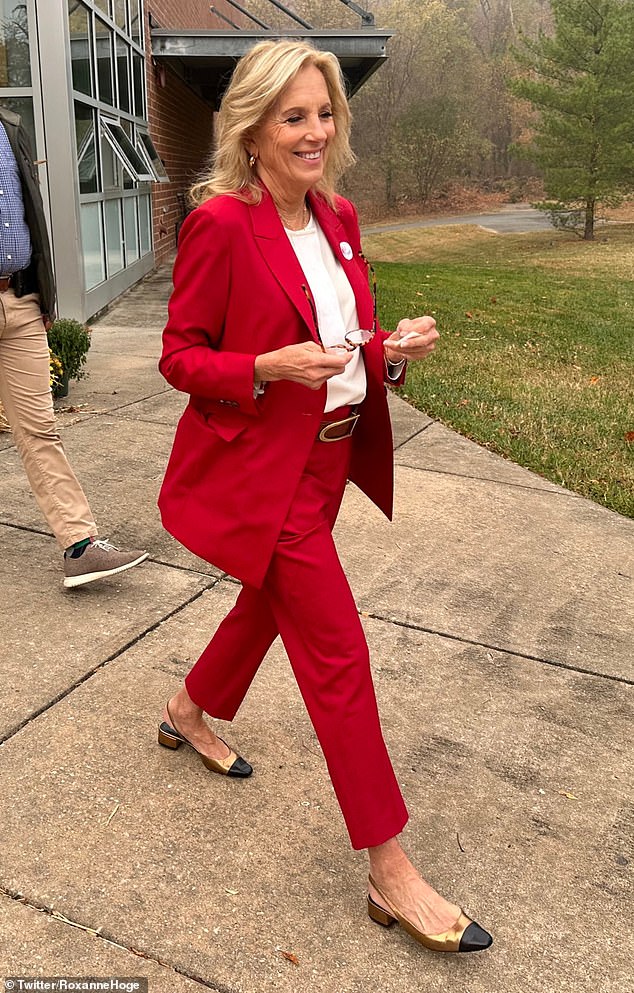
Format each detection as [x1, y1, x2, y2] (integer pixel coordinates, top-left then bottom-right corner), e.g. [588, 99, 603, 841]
[0, 886, 240, 992]
[392, 419, 434, 452]
[0, 580, 222, 746]
[363, 611, 633, 685]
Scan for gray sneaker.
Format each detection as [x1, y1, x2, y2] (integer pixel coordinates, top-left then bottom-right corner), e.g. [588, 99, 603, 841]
[63, 538, 149, 588]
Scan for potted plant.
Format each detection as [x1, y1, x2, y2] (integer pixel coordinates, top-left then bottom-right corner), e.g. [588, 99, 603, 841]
[47, 318, 91, 398]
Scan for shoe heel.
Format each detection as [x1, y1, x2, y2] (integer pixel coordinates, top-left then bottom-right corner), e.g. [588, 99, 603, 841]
[368, 895, 397, 928]
[158, 722, 183, 750]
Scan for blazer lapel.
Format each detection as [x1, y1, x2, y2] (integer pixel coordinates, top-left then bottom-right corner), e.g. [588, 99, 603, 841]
[308, 192, 374, 332]
[250, 189, 319, 342]
[308, 191, 385, 385]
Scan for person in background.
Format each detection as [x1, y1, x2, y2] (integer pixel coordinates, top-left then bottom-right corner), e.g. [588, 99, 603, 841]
[157, 40, 492, 955]
[0, 105, 148, 588]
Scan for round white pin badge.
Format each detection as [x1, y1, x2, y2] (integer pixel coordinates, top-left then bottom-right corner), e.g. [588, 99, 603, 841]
[340, 241, 353, 261]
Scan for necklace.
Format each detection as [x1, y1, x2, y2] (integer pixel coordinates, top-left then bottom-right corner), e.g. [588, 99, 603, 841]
[278, 200, 310, 230]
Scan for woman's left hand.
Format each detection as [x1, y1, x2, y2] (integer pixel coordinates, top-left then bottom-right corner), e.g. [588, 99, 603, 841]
[383, 317, 439, 364]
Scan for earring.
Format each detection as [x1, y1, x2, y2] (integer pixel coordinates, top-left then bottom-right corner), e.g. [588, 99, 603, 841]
[248, 154, 256, 168]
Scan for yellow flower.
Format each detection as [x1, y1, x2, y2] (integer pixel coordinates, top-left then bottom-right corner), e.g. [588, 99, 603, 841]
[49, 349, 63, 389]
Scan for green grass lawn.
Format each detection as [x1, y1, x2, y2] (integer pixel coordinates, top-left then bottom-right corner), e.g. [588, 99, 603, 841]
[364, 224, 634, 518]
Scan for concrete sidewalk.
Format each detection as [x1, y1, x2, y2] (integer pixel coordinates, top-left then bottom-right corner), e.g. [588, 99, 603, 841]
[0, 266, 632, 993]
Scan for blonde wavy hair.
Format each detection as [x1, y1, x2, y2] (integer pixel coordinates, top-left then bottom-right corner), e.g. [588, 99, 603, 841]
[190, 39, 355, 208]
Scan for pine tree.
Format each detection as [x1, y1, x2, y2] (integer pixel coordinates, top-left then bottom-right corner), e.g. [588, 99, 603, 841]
[511, 0, 634, 239]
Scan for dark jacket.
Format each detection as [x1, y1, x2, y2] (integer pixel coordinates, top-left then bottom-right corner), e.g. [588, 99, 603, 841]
[0, 107, 56, 319]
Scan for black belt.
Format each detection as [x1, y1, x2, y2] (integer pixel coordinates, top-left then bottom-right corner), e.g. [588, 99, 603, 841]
[0, 265, 37, 296]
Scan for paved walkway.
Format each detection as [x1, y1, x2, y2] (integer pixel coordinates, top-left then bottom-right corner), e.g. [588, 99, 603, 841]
[362, 203, 556, 235]
[0, 265, 632, 993]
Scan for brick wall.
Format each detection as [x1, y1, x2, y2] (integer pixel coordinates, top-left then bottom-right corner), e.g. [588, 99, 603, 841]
[144, 1, 243, 266]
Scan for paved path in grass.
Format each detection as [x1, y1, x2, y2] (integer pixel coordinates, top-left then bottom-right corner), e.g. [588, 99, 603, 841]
[0, 264, 632, 993]
[362, 203, 555, 235]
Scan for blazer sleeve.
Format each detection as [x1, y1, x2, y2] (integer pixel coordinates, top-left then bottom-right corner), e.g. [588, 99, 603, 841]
[159, 205, 259, 415]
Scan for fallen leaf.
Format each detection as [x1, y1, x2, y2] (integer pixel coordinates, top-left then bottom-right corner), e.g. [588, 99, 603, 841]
[589, 376, 600, 385]
[280, 951, 300, 966]
[490, 296, 497, 303]
[558, 790, 579, 800]
[457, 398, 470, 407]
[465, 311, 473, 319]
[625, 431, 634, 443]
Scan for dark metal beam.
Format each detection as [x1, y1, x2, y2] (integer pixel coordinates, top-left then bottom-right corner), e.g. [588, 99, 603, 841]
[209, 5, 240, 29]
[262, 0, 312, 30]
[336, 0, 374, 27]
[151, 28, 393, 108]
[224, 0, 271, 29]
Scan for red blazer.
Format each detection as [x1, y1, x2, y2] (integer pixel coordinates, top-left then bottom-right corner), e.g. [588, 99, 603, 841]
[158, 187, 404, 588]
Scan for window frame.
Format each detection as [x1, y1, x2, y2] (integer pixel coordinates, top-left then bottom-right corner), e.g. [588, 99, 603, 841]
[101, 115, 154, 181]
[135, 129, 170, 183]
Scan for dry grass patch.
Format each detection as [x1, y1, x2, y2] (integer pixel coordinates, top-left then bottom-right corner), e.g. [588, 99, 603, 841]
[365, 224, 634, 281]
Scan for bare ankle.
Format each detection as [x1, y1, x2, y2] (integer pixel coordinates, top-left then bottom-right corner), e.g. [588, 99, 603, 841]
[368, 837, 409, 877]
[170, 686, 203, 721]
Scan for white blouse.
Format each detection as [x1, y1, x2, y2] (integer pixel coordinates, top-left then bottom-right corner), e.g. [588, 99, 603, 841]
[285, 215, 367, 413]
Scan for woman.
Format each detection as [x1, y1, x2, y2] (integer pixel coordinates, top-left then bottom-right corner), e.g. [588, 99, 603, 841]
[157, 39, 492, 954]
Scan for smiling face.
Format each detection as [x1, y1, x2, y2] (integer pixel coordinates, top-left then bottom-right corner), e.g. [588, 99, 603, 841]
[250, 63, 336, 204]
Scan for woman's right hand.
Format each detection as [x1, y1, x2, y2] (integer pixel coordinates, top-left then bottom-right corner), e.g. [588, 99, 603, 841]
[254, 341, 353, 390]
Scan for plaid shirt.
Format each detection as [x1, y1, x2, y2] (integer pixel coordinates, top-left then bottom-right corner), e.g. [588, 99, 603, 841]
[0, 121, 32, 275]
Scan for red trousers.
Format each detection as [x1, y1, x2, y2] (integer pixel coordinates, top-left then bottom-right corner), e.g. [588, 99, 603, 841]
[185, 417, 409, 849]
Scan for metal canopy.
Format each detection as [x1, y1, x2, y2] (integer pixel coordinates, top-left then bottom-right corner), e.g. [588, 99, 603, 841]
[150, 29, 393, 108]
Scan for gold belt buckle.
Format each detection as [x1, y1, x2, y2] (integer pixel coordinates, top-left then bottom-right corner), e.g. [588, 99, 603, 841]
[318, 413, 359, 442]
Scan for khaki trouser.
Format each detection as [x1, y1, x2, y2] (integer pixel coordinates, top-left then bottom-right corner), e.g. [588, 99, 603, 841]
[0, 289, 96, 549]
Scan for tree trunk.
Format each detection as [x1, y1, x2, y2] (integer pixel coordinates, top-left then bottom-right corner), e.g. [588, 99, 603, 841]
[584, 198, 595, 240]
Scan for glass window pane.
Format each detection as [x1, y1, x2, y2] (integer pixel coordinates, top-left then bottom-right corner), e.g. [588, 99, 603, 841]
[138, 193, 151, 255]
[95, 18, 114, 106]
[113, 0, 127, 31]
[132, 51, 144, 118]
[129, 0, 141, 45]
[116, 37, 130, 113]
[0, 0, 31, 86]
[68, 0, 93, 98]
[101, 131, 128, 190]
[121, 122, 135, 189]
[122, 196, 138, 264]
[74, 102, 99, 194]
[104, 198, 124, 275]
[93, 0, 110, 16]
[0, 96, 34, 149]
[102, 118, 152, 178]
[80, 202, 105, 290]
[137, 131, 169, 181]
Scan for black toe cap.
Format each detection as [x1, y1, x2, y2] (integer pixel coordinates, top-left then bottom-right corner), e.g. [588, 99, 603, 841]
[459, 921, 493, 952]
[227, 756, 253, 778]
